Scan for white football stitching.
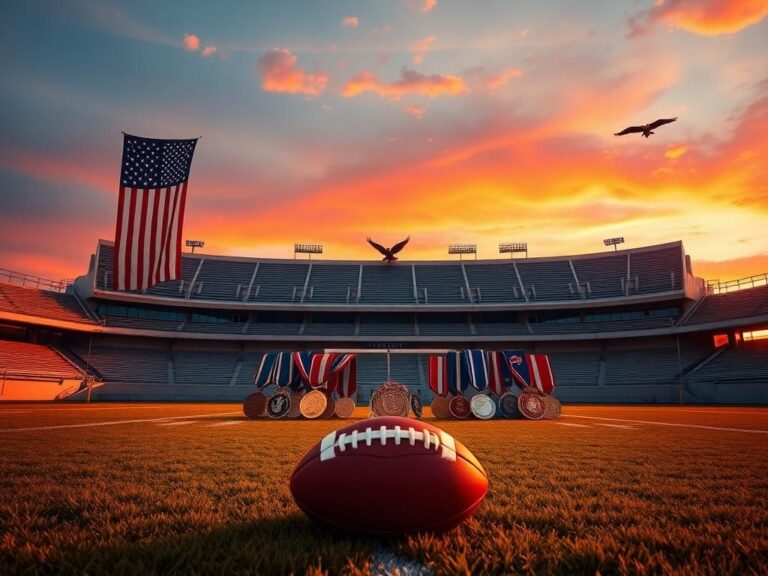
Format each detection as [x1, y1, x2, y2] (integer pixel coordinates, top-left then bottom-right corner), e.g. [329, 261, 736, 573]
[319, 427, 456, 462]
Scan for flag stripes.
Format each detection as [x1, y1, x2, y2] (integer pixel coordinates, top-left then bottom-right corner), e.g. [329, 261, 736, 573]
[114, 183, 187, 291]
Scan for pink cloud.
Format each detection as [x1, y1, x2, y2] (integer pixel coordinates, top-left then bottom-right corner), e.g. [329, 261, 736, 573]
[483, 67, 523, 91]
[183, 33, 200, 52]
[630, 0, 768, 36]
[341, 16, 359, 28]
[341, 67, 466, 100]
[410, 35, 437, 53]
[421, 0, 438, 13]
[257, 48, 329, 97]
[404, 105, 426, 119]
[201, 45, 218, 58]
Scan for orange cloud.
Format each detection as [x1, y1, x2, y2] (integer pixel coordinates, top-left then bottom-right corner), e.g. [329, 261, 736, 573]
[410, 35, 437, 53]
[665, 144, 688, 160]
[183, 33, 200, 51]
[257, 48, 328, 97]
[341, 16, 358, 28]
[404, 105, 425, 119]
[631, 0, 768, 36]
[421, 0, 438, 13]
[341, 68, 466, 100]
[201, 45, 218, 58]
[484, 67, 523, 91]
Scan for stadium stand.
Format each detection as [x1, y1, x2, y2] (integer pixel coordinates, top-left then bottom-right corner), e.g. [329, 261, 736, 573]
[687, 341, 768, 383]
[0, 340, 83, 379]
[516, 259, 580, 301]
[305, 263, 360, 304]
[684, 285, 768, 325]
[571, 253, 627, 298]
[0, 282, 95, 324]
[463, 262, 524, 303]
[190, 258, 257, 301]
[545, 350, 602, 386]
[173, 349, 239, 386]
[359, 264, 415, 304]
[629, 244, 683, 294]
[414, 264, 467, 304]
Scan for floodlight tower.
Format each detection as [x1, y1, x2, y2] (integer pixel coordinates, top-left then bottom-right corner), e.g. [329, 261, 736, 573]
[294, 243, 323, 260]
[499, 242, 528, 259]
[448, 244, 477, 260]
[603, 237, 625, 251]
[185, 240, 204, 254]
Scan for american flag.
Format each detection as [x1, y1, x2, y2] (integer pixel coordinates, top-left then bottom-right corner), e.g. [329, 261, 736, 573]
[113, 134, 198, 291]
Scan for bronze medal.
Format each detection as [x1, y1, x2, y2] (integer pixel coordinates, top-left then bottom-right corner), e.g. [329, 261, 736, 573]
[243, 391, 267, 419]
[449, 395, 472, 419]
[334, 397, 356, 419]
[370, 381, 410, 417]
[321, 395, 336, 419]
[287, 392, 304, 418]
[430, 395, 451, 419]
[518, 390, 546, 420]
[299, 389, 327, 419]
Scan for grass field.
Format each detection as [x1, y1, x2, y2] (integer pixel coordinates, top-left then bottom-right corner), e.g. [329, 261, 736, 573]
[2, 403, 768, 575]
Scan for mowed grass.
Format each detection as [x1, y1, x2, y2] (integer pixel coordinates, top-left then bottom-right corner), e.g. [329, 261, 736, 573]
[1, 404, 767, 575]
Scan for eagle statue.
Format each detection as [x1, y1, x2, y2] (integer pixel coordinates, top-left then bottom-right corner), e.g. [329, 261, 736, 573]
[367, 236, 410, 262]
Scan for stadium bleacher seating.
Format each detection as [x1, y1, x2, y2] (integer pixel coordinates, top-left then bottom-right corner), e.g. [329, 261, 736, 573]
[71, 345, 169, 384]
[629, 245, 683, 294]
[687, 342, 768, 383]
[516, 260, 579, 301]
[571, 253, 627, 298]
[173, 350, 239, 385]
[684, 285, 768, 325]
[92, 240, 687, 305]
[414, 265, 467, 304]
[545, 350, 601, 386]
[0, 282, 95, 324]
[0, 340, 83, 379]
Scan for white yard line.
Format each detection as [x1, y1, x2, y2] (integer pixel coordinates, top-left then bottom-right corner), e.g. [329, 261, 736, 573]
[0, 405, 223, 412]
[554, 422, 591, 428]
[673, 409, 768, 416]
[157, 421, 198, 426]
[0, 411, 241, 433]
[0, 410, 32, 414]
[563, 414, 768, 434]
[595, 423, 635, 429]
[207, 420, 244, 427]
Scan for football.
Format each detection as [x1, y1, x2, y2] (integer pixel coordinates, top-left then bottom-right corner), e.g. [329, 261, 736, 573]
[290, 416, 488, 535]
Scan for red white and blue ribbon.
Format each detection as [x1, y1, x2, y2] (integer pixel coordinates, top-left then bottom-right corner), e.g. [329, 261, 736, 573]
[329, 358, 357, 398]
[253, 353, 277, 389]
[446, 351, 467, 394]
[462, 349, 489, 391]
[526, 354, 556, 395]
[427, 355, 449, 396]
[486, 351, 510, 396]
[293, 352, 355, 389]
[503, 350, 530, 389]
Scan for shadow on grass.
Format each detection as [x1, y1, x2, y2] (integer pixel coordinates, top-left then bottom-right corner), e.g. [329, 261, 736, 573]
[32, 514, 396, 576]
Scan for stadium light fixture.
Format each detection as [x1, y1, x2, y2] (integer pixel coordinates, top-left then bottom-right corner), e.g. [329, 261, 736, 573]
[294, 243, 323, 259]
[603, 237, 625, 251]
[185, 240, 205, 254]
[499, 242, 528, 259]
[448, 244, 477, 260]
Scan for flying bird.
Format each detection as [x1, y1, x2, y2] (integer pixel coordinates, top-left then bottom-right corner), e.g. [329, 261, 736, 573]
[614, 117, 677, 138]
[367, 236, 410, 262]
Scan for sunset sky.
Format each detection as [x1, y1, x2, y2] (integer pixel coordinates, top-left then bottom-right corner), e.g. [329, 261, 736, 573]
[1, 0, 767, 282]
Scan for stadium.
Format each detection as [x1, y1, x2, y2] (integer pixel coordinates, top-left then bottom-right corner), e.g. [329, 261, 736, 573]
[4, 2, 768, 574]
[1, 238, 766, 403]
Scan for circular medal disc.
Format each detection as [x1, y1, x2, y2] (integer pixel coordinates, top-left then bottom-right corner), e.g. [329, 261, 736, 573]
[498, 392, 522, 419]
[449, 395, 472, 419]
[410, 394, 423, 419]
[370, 382, 410, 417]
[266, 390, 291, 419]
[543, 396, 560, 420]
[300, 390, 327, 419]
[334, 397, 356, 419]
[518, 391, 546, 420]
[321, 395, 336, 419]
[470, 394, 496, 420]
[287, 392, 304, 418]
[243, 392, 267, 419]
[430, 395, 451, 419]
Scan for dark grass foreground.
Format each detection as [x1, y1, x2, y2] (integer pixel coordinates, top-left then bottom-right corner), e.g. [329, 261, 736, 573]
[1, 404, 767, 575]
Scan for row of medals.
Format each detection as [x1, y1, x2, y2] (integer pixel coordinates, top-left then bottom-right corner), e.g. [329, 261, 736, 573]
[247, 385, 560, 420]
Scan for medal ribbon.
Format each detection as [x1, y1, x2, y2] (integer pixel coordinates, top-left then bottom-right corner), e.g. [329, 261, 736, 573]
[427, 355, 448, 396]
[462, 349, 489, 391]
